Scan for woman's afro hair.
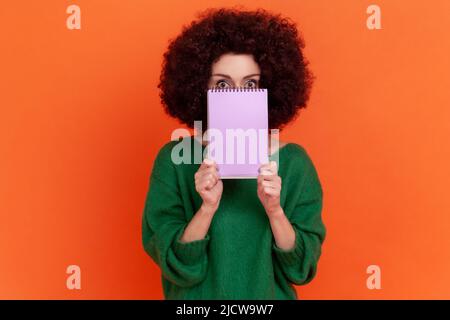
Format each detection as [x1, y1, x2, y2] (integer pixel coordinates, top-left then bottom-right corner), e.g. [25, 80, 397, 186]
[158, 7, 314, 130]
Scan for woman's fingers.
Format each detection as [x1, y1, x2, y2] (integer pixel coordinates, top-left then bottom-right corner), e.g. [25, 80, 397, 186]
[257, 172, 281, 198]
[197, 173, 219, 191]
[262, 187, 280, 197]
[195, 167, 218, 183]
[194, 158, 222, 193]
[195, 159, 218, 179]
[257, 174, 281, 184]
[200, 158, 217, 170]
[196, 169, 220, 191]
[259, 161, 278, 176]
[261, 180, 279, 189]
[258, 161, 281, 188]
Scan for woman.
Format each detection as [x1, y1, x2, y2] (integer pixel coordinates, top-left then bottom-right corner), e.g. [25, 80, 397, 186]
[142, 8, 326, 300]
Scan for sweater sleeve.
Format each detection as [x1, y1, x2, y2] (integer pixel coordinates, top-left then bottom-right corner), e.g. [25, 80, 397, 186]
[272, 153, 326, 285]
[141, 142, 210, 288]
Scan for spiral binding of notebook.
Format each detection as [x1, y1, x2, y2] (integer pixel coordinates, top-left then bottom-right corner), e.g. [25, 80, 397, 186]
[208, 86, 266, 92]
[206, 87, 269, 179]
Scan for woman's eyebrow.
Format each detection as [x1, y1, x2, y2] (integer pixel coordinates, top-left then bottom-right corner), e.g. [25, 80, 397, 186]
[211, 73, 261, 79]
[211, 73, 232, 79]
[243, 74, 261, 79]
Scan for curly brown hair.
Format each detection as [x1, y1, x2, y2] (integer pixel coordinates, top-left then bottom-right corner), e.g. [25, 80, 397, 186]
[158, 7, 314, 130]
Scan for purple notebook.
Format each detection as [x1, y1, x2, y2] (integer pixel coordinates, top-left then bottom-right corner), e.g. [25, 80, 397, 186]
[206, 88, 269, 179]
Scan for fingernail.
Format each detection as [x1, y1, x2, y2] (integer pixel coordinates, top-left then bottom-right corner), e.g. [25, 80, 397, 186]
[204, 158, 214, 165]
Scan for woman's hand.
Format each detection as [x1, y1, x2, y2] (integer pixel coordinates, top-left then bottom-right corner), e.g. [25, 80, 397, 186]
[195, 158, 223, 213]
[257, 161, 295, 251]
[257, 161, 283, 219]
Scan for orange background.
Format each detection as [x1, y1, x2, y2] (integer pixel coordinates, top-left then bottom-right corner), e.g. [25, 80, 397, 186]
[1, 0, 450, 299]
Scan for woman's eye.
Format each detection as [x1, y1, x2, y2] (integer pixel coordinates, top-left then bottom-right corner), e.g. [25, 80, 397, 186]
[216, 80, 231, 89]
[244, 80, 258, 88]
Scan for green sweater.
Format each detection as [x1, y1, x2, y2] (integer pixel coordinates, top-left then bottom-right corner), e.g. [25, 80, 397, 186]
[142, 136, 326, 299]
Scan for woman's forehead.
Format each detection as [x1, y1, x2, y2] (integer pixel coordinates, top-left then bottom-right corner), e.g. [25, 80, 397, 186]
[211, 53, 261, 76]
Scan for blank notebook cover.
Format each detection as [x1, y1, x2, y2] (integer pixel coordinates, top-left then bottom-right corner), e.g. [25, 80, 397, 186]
[207, 88, 269, 179]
